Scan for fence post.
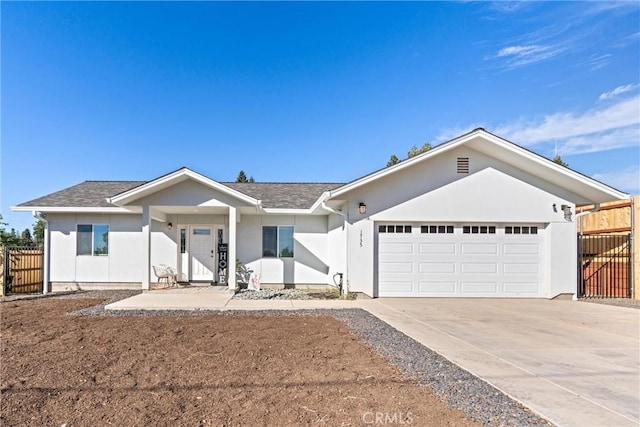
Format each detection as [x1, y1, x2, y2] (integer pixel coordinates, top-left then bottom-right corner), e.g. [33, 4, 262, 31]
[0, 246, 4, 297]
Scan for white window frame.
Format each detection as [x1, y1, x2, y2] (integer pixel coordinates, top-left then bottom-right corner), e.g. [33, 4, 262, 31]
[77, 224, 109, 256]
[262, 225, 295, 258]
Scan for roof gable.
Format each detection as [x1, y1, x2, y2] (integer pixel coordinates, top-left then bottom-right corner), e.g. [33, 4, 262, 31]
[107, 167, 259, 207]
[327, 128, 629, 205]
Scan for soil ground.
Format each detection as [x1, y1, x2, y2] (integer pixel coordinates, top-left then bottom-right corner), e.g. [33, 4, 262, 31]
[0, 298, 480, 426]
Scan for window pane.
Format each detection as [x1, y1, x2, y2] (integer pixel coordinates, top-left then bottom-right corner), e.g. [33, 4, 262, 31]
[505, 226, 513, 234]
[514, 226, 521, 234]
[446, 226, 454, 234]
[472, 226, 479, 234]
[279, 226, 294, 258]
[379, 225, 387, 233]
[480, 226, 488, 234]
[430, 225, 437, 234]
[395, 225, 404, 233]
[93, 225, 109, 255]
[180, 229, 186, 254]
[404, 225, 412, 233]
[438, 225, 445, 234]
[488, 226, 496, 234]
[77, 224, 92, 255]
[262, 226, 277, 257]
[530, 226, 538, 234]
[420, 226, 428, 234]
[463, 226, 470, 234]
[522, 227, 530, 234]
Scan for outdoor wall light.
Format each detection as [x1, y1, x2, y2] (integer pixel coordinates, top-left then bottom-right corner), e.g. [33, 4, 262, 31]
[167, 222, 173, 230]
[359, 203, 367, 215]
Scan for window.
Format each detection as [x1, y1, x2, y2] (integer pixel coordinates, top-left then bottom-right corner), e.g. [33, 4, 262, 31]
[180, 229, 186, 254]
[380, 224, 412, 234]
[462, 225, 496, 234]
[421, 224, 455, 234]
[77, 224, 109, 256]
[505, 225, 538, 236]
[262, 226, 294, 258]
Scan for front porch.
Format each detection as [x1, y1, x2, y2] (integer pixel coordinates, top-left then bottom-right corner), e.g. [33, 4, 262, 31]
[141, 206, 239, 292]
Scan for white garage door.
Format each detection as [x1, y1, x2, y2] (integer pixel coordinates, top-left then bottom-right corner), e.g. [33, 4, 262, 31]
[377, 224, 544, 297]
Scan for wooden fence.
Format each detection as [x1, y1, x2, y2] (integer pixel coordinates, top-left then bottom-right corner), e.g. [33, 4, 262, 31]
[2, 247, 44, 294]
[578, 196, 638, 299]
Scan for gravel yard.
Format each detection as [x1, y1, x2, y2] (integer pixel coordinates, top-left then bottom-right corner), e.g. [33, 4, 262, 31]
[1, 291, 551, 426]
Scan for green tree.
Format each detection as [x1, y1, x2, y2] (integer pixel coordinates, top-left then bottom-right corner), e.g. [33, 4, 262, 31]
[387, 142, 432, 167]
[236, 170, 248, 183]
[386, 154, 400, 167]
[248, 176, 255, 183]
[407, 142, 431, 158]
[20, 229, 33, 246]
[552, 154, 569, 167]
[33, 220, 45, 246]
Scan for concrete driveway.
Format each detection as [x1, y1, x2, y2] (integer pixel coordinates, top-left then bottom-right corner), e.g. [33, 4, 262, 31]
[359, 298, 640, 427]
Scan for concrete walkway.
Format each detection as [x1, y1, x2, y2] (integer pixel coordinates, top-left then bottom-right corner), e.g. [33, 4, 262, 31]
[105, 290, 639, 427]
[104, 287, 360, 311]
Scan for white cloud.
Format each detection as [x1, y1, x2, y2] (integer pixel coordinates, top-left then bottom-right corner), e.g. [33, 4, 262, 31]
[494, 95, 640, 147]
[599, 84, 639, 101]
[436, 94, 640, 156]
[493, 44, 563, 67]
[592, 165, 640, 194]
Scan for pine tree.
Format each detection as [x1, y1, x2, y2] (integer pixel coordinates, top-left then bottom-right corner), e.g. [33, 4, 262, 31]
[386, 154, 400, 167]
[236, 171, 248, 183]
[552, 154, 569, 167]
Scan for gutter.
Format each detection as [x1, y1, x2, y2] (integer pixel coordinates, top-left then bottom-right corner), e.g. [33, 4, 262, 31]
[32, 211, 50, 295]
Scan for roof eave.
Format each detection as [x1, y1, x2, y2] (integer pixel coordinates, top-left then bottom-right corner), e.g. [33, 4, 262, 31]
[11, 206, 142, 213]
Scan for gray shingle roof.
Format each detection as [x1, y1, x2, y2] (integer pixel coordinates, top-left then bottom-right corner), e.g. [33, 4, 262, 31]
[18, 181, 146, 208]
[18, 180, 343, 210]
[224, 182, 342, 209]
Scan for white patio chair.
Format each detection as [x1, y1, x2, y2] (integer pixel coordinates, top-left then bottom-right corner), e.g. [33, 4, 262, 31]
[153, 265, 175, 288]
[159, 264, 179, 287]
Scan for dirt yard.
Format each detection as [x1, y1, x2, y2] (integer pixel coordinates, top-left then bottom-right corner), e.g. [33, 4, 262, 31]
[1, 298, 480, 426]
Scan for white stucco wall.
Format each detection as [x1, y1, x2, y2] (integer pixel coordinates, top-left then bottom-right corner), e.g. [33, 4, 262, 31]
[48, 213, 143, 285]
[338, 146, 580, 298]
[236, 214, 329, 285]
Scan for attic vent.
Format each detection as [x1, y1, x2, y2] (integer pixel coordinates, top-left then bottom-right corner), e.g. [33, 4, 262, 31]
[457, 157, 469, 173]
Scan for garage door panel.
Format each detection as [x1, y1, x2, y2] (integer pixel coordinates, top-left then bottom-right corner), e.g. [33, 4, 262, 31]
[461, 262, 498, 274]
[419, 243, 456, 254]
[378, 262, 413, 273]
[503, 263, 539, 274]
[378, 223, 544, 297]
[503, 282, 539, 294]
[378, 281, 413, 293]
[504, 243, 539, 255]
[419, 262, 456, 273]
[419, 281, 456, 293]
[379, 242, 414, 254]
[462, 281, 499, 294]
[462, 243, 498, 254]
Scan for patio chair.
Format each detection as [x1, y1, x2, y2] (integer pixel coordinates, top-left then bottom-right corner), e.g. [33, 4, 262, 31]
[153, 265, 176, 288]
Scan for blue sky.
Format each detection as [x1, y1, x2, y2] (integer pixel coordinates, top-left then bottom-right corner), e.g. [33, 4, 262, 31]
[2, 1, 639, 232]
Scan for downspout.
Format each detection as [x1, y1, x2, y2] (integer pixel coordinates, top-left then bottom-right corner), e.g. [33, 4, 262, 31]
[33, 211, 49, 295]
[321, 201, 349, 295]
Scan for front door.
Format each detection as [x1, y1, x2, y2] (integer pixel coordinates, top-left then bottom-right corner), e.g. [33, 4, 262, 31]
[190, 227, 215, 281]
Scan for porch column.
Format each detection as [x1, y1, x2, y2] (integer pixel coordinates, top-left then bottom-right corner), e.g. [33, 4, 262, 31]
[142, 206, 151, 290]
[227, 206, 237, 290]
